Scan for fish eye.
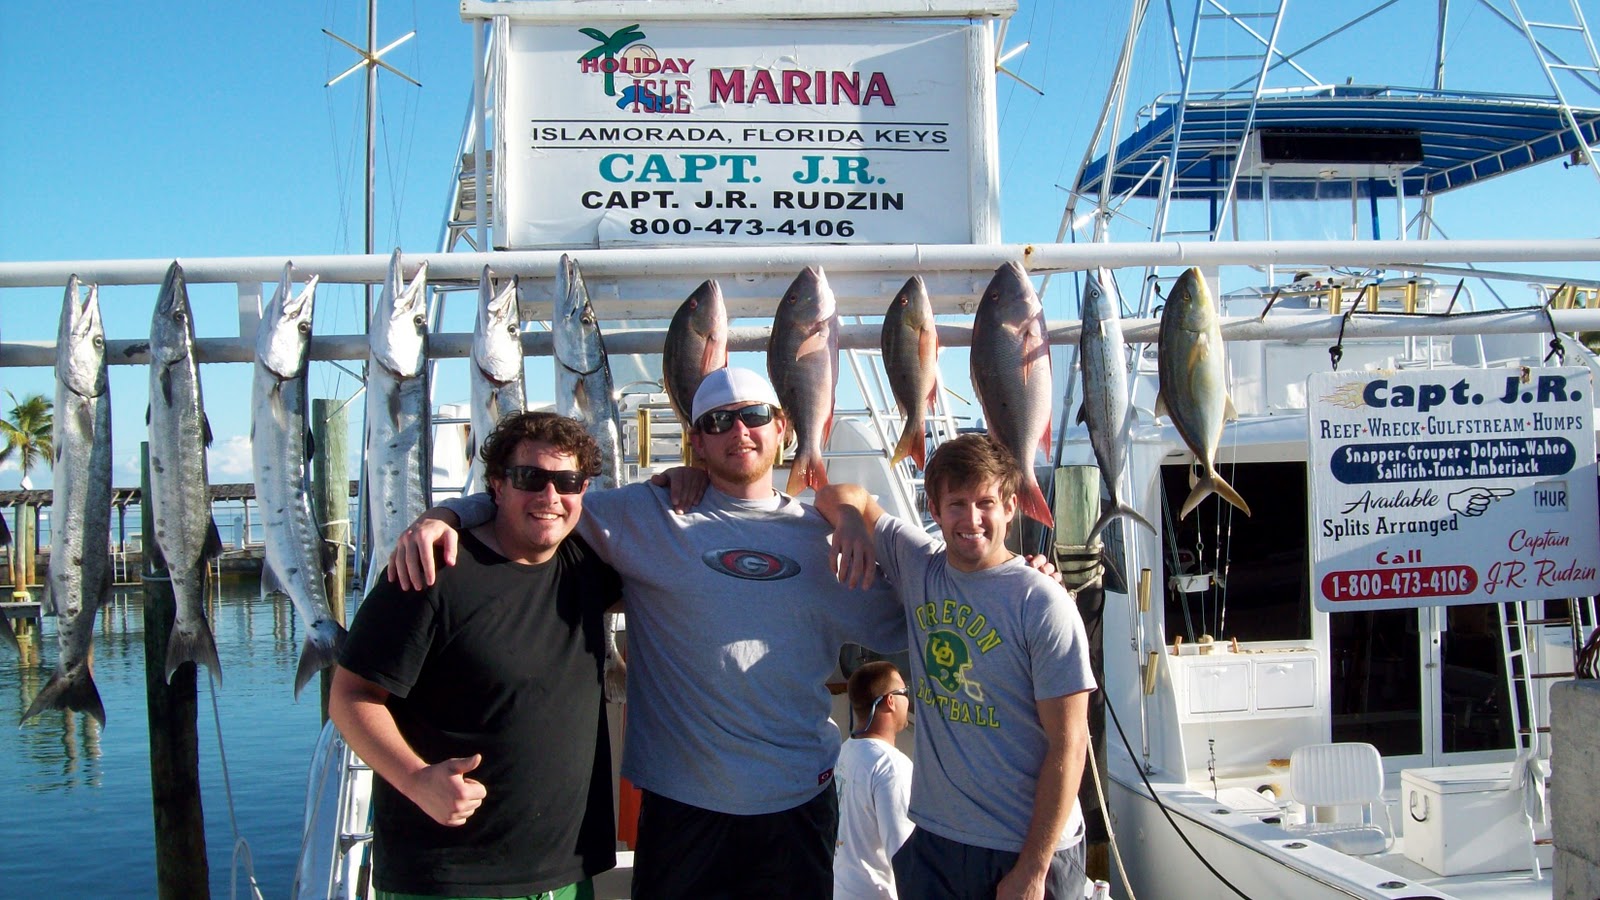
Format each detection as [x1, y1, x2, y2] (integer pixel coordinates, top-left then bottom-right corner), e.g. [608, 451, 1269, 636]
[298, 321, 311, 334]
[506, 323, 518, 335]
[413, 313, 425, 328]
[92, 336, 104, 348]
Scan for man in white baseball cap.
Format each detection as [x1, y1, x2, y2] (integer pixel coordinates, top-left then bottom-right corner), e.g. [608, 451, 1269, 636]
[386, 365, 907, 899]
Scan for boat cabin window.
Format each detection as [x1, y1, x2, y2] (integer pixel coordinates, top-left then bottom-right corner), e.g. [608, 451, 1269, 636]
[1159, 461, 1311, 644]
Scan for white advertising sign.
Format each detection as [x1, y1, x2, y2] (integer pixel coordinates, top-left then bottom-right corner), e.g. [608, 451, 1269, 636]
[498, 19, 993, 248]
[1307, 367, 1599, 612]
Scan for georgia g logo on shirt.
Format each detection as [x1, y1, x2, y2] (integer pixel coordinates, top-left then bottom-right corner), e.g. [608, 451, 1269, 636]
[701, 548, 802, 581]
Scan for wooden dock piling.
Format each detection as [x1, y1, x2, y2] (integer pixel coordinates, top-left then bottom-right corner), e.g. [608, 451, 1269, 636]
[139, 443, 209, 898]
[313, 398, 350, 723]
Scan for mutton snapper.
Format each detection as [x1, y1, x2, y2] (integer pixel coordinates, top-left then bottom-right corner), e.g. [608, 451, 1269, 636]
[769, 266, 840, 496]
[553, 255, 627, 702]
[882, 275, 940, 469]
[971, 261, 1055, 528]
[1079, 269, 1156, 542]
[554, 254, 622, 490]
[1156, 268, 1250, 519]
[252, 265, 347, 698]
[148, 261, 224, 684]
[364, 249, 431, 594]
[467, 267, 525, 494]
[23, 277, 112, 723]
[662, 279, 728, 430]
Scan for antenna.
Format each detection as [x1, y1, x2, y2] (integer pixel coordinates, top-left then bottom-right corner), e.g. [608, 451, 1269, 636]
[324, 0, 420, 321]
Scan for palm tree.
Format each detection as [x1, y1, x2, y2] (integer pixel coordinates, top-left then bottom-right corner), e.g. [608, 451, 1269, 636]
[0, 391, 52, 483]
[1, 391, 51, 592]
[579, 25, 646, 97]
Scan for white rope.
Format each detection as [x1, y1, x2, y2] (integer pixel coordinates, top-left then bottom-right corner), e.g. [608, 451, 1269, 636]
[1087, 741, 1137, 900]
[205, 669, 265, 900]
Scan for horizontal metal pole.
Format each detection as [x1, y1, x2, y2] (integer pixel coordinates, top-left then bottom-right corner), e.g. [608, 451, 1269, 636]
[5, 308, 1600, 368]
[6, 239, 1600, 288]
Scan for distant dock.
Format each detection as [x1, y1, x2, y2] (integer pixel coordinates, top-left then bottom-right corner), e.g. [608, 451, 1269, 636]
[1, 480, 360, 589]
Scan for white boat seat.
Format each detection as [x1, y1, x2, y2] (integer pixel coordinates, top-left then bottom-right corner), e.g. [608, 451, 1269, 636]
[1284, 742, 1393, 856]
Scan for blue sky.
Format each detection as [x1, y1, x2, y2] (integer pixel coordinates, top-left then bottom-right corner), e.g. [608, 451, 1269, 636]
[2, 1, 1598, 490]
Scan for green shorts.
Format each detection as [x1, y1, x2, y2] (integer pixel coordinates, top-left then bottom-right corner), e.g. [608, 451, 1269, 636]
[376, 879, 594, 900]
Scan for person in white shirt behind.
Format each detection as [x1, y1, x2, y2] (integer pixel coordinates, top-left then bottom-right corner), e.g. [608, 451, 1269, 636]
[835, 660, 915, 900]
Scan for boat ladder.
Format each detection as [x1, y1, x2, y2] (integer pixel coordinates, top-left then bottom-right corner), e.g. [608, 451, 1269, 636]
[1508, 0, 1600, 193]
[1496, 593, 1599, 875]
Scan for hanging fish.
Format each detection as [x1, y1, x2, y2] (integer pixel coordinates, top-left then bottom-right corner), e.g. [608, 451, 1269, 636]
[466, 267, 525, 495]
[971, 261, 1054, 528]
[1079, 269, 1156, 541]
[663, 279, 729, 430]
[364, 249, 431, 594]
[1156, 268, 1250, 518]
[252, 264, 347, 698]
[23, 277, 112, 723]
[552, 254, 626, 702]
[148, 261, 224, 683]
[882, 275, 940, 469]
[768, 267, 840, 495]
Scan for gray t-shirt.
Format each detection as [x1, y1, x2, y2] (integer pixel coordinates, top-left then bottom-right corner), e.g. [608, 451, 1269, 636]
[874, 513, 1096, 853]
[443, 484, 906, 815]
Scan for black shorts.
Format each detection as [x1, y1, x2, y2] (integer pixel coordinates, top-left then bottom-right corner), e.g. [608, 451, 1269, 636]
[892, 827, 1087, 900]
[631, 786, 838, 900]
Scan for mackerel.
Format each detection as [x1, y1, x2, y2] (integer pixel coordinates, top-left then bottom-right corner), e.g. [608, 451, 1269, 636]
[364, 249, 432, 594]
[466, 267, 525, 494]
[252, 265, 346, 697]
[971, 261, 1055, 527]
[1079, 269, 1157, 542]
[148, 261, 224, 683]
[1156, 268, 1251, 519]
[23, 277, 112, 723]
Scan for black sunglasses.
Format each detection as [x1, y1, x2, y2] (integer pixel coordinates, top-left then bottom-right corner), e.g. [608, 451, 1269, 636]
[502, 465, 589, 495]
[696, 403, 775, 435]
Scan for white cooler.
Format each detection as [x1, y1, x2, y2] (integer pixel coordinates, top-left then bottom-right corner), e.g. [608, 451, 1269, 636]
[1399, 764, 1548, 876]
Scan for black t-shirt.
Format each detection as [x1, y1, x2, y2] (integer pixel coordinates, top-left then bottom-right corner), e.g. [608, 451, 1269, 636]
[341, 530, 622, 895]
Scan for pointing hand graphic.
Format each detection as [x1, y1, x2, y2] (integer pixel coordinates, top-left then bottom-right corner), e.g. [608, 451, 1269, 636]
[1448, 486, 1514, 517]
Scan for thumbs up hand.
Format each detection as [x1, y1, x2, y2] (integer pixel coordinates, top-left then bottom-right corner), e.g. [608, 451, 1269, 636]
[406, 753, 487, 826]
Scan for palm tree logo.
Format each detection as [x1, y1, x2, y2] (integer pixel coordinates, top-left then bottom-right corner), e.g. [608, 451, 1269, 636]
[579, 25, 646, 97]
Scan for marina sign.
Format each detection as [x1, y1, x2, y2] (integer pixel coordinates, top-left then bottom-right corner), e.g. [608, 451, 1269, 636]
[495, 18, 997, 248]
[1307, 367, 1600, 612]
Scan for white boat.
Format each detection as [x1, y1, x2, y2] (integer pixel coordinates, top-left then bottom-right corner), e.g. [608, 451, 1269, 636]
[1053, 2, 1600, 899]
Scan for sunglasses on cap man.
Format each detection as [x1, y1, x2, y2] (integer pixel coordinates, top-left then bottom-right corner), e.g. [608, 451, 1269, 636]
[695, 403, 775, 435]
[502, 465, 589, 495]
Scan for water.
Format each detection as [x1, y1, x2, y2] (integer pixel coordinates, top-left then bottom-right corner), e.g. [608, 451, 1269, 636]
[0, 577, 327, 898]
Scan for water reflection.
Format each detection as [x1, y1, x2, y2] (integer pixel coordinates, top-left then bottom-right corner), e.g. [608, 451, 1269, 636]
[3, 575, 324, 897]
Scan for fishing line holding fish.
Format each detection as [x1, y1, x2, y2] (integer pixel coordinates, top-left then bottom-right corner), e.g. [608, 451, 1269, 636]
[201, 669, 265, 900]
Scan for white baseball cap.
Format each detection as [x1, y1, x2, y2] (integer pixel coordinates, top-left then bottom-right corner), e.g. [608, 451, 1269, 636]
[691, 366, 782, 423]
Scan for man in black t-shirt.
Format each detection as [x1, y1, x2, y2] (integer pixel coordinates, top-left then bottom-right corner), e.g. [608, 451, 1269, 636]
[330, 412, 623, 899]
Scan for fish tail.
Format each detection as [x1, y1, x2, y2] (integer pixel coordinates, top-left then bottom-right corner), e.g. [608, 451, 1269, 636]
[1087, 502, 1158, 544]
[890, 424, 923, 468]
[1180, 468, 1252, 519]
[784, 448, 829, 496]
[293, 623, 349, 699]
[21, 667, 106, 727]
[1020, 478, 1055, 528]
[165, 620, 222, 686]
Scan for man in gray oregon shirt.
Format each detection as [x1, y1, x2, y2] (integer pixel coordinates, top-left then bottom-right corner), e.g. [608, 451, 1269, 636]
[387, 366, 906, 899]
[818, 433, 1096, 900]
